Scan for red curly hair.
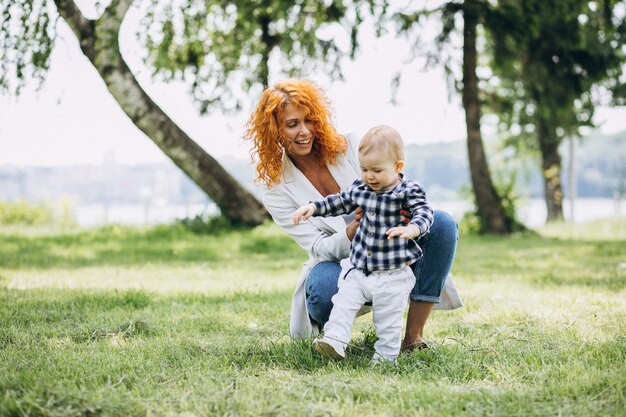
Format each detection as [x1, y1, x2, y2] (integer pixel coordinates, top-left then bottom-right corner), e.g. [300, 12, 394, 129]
[243, 79, 347, 187]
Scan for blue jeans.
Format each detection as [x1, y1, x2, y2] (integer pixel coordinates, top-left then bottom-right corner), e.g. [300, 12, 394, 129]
[304, 210, 459, 327]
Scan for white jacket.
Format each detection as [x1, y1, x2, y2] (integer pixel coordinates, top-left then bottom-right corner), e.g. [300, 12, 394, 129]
[261, 135, 463, 338]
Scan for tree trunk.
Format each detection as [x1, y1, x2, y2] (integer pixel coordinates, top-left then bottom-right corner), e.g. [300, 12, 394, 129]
[536, 117, 565, 222]
[462, 3, 510, 234]
[568, 136, 576, 222]
[54, 0, 269, 226]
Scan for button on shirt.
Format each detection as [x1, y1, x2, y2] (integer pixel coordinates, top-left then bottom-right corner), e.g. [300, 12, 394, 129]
[313, 176, 434, 272]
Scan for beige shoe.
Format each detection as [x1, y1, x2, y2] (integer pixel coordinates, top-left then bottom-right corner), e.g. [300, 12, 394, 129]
[312, 337, 345, 361]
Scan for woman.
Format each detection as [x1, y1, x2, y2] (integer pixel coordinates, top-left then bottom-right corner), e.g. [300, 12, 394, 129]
[243, 79, 462, 351]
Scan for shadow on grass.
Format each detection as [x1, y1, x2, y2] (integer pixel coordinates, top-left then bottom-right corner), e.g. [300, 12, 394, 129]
[0, 287, 292, 348]
[0, 224, 303, 270]
[530, 271, 625, 290]
[457, 233, 626, 290]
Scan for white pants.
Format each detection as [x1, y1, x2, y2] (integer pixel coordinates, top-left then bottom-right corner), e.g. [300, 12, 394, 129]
[323, 259, 416, 361]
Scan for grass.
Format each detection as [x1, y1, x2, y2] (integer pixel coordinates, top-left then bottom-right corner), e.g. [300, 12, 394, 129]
[0, 218, 624, 416]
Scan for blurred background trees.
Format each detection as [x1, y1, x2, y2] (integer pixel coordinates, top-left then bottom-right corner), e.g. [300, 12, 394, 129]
[1, 0, 624, 232]
[487, 0, 626, 222]
[0, 0, 378, 226]
[393, 0, 624, 231]
[395, 0, 521, 234]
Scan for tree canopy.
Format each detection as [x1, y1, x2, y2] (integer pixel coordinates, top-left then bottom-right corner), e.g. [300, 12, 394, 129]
[1, 0, 384, 111]
[139, 0, 370, 113]
[486, 0, 626, 220]
[0, 0, 385, 226]
[393, 0, 520, 234]
[2, 0, 623, 227]
[1, 0, 55, 95]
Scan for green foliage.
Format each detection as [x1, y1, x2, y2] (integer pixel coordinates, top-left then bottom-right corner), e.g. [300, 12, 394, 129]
[0, 220, 625, 415]
[0, 199, 52, 225]
[494, 172, 524, 231]
[486, 0, 626, 149]
[1, 0, 389, 112]
[457, 181, 524, 236]
[457, 139, 530, 235]
[489, 147, 528, 233]
[393, 0, 625, 223]
[483, 0, 626, 220]
[0, 0, 56, 94]
[138, 0, 388, 113]
[0, 198, 75, 226]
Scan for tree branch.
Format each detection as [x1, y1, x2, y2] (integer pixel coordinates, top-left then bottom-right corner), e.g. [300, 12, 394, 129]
[51, 0, 268, 225]
[100, 0, 135, 34]
[53, 0, 93, 41]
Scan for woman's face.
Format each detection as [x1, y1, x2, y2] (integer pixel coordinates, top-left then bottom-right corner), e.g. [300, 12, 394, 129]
[280, 103, 315, 158]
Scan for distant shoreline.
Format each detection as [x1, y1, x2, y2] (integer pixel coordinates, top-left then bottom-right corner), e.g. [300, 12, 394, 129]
[72, 198, 625, 228]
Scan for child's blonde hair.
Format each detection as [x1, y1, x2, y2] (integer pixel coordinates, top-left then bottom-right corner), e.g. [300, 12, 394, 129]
[358, 125, 405, 162]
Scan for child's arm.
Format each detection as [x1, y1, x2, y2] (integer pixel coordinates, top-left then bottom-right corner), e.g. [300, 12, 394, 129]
[292, 203, 316, 225]
[292, 193, 358, 225]
[386, 223, 421, 240]
[386, 180, 434, 240]
[292, 180, 361, 225]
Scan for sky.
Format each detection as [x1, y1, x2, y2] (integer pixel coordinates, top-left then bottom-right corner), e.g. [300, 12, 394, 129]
[1, 3, 626, 167]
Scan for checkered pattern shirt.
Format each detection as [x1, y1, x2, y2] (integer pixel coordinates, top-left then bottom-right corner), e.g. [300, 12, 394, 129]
[313, 175, 434, 272]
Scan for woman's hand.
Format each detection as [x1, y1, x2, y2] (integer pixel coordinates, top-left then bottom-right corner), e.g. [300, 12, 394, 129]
[399, 204, 411, 224]
[346, 207, 363, 241]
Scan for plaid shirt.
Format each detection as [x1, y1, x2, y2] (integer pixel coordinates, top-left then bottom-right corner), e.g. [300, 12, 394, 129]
[313, 175, 434, 272]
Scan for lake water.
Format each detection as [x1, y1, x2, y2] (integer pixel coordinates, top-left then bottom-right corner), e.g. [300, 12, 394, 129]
[74, 198, 626, 228]
[431, 198, 625, 227]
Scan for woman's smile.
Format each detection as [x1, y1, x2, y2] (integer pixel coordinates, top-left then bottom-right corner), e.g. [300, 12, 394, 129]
[281, 103, 316, 157]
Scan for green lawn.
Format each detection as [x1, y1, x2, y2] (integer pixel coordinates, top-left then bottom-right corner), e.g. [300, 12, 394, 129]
[1, 219, 624, 416]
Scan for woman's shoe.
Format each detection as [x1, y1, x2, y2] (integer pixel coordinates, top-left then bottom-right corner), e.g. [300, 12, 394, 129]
[401, 338, 429, 353]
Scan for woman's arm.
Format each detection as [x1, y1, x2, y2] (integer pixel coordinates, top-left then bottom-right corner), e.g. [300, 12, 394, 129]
[263, 186, 352, 262]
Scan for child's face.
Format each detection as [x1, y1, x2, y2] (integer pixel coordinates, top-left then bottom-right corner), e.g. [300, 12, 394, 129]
[359, 149, 403, 191]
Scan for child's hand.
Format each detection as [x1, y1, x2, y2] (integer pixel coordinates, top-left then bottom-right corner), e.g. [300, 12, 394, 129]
[386, 224, 421, 240]
[293, 203, 316, 224]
